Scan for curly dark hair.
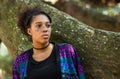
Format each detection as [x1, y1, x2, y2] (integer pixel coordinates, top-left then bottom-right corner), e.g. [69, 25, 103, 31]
[17, 7, 52, 36]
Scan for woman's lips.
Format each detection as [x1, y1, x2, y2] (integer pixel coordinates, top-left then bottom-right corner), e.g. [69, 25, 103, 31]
[42, 34, 49, 39]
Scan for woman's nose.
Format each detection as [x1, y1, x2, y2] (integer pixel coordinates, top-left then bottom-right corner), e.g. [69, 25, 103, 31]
[42, 26, 48, 32]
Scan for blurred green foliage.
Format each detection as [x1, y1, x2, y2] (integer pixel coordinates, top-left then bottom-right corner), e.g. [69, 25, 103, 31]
[96, 3, 120, 17]
[0, 43, 13, 79]
[75, 0, 120, 17]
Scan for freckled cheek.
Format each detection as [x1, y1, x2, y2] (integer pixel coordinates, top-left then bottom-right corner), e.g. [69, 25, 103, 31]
[32, 35, 41, 41]
[32, 34, 37, 40]
[32, 31, 41, 39]
[49, 29, 52, 34]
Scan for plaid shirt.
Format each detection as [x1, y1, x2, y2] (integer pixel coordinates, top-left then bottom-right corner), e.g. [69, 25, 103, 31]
[12, 43, 85, 79]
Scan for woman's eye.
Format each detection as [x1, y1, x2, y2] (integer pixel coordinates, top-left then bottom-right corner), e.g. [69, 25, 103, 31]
[37, 25, 41, 28]
[46, 24, 51, 28]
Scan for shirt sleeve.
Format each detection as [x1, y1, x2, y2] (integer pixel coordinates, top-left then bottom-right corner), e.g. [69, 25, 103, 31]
[12, 57, 20, 79]
[70, 44, 86, 79]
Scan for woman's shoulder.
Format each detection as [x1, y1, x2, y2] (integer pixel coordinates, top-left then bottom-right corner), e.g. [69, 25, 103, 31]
[14, 48, 32, 63]
[56, 42, 72, 46]
[56, 42, 73, 48]
[17, 48, 32, 58]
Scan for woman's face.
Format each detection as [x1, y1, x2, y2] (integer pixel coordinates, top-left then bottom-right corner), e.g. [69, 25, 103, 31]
[27, 14, 51, 44]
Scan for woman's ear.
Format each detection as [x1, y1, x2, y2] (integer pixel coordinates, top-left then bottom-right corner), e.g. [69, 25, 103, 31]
[27, 28, 32, 35]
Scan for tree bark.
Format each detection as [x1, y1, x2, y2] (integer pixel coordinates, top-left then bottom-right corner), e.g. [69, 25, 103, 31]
[0, 38, 1, 43]
[0, 0, 120, 79]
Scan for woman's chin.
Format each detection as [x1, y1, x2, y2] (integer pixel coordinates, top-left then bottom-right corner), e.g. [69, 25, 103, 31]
[41, 40, 49, 44]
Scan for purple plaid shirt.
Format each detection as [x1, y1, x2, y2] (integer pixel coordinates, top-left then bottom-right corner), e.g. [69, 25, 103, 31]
[12, 43, 85, 79]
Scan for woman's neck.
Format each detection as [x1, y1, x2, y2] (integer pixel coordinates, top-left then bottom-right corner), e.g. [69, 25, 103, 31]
[32, 42, 50, 51]
[32, 42, 53, 55]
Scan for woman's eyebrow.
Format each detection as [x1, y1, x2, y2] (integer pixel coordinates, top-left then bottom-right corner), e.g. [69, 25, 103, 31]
[35, 22, 50, 24]
[35, 22, 42, 24]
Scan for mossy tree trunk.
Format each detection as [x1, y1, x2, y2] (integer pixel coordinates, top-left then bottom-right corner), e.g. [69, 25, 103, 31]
[0, 0, 120, 79]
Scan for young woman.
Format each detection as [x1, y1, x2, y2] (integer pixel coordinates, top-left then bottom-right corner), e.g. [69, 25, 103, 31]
[12, 7, 85, 79]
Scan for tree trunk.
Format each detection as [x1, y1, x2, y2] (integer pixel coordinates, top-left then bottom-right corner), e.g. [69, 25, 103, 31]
[0, 38, 1, 43]
[0, 0, 120, 79]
